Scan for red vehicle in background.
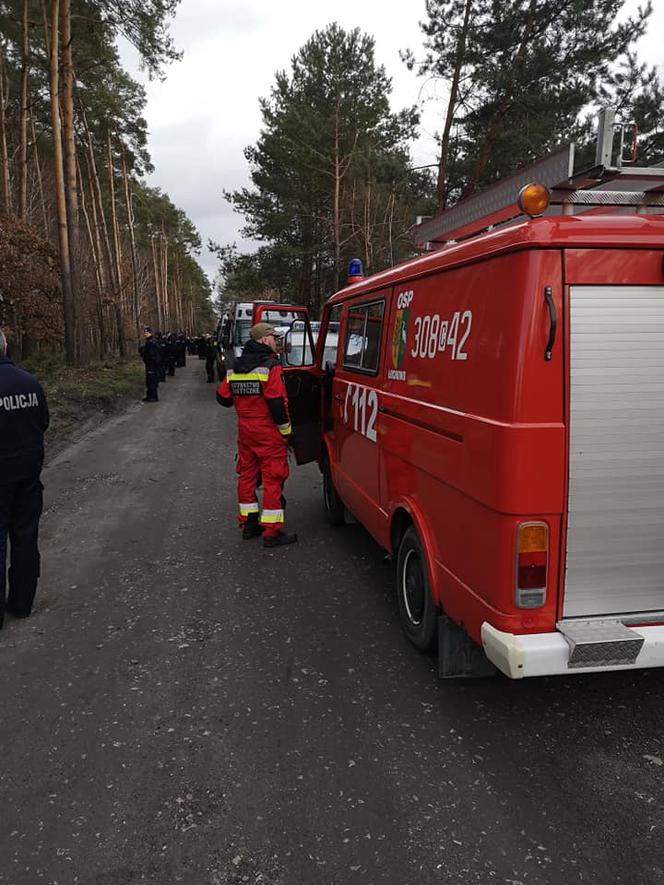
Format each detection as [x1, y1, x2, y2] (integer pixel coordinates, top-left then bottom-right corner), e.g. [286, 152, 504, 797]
[227, 301, 307, 360]
[276, 110, 664, 679]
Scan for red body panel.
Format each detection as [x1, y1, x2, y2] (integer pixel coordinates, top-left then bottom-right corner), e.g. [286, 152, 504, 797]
[312, 217, 664, 645]
[253, 303, 307, 324]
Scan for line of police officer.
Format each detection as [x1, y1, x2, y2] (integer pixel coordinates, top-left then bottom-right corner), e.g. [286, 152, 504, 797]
[188, 332, 225, 383]
[139, 330, 227, 402]
[139, 329, 189, 402]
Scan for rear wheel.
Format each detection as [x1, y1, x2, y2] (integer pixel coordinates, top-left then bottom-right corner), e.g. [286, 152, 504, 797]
[323, 457, 345, 526]
[396, 526, 437, 650]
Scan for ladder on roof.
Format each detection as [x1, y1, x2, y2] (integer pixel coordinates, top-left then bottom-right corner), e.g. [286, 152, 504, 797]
[414, 108, 664, 249]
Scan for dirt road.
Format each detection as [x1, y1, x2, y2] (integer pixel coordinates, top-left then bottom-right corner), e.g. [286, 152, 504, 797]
[1, 359, 662, 885]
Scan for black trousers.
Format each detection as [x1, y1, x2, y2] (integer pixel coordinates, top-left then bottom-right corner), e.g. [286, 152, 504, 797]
[205, 357, 215, 382]
[0, 474, 43, 624]
[145, 368, 159, 401]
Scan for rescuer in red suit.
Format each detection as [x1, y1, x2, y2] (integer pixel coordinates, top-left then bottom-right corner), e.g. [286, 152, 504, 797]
[216, 323, 297, 548]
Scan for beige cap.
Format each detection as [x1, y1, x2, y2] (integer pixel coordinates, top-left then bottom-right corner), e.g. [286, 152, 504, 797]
[250, 322, 281, 341]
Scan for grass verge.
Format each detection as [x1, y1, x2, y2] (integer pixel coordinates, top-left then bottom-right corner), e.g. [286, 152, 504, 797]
[19, 354, 144, 446]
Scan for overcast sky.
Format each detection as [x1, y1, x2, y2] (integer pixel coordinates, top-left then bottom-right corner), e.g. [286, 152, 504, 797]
[120, 0, 664, 282]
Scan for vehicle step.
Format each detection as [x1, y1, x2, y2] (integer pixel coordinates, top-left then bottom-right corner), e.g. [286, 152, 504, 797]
[557, 619, 645, 668]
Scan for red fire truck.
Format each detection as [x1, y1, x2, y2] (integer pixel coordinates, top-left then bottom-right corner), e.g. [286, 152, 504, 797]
[256, 111, 664, 679]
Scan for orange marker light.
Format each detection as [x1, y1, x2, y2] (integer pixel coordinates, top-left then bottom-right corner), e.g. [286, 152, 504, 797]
[518, 183, 550, 218]
[519, 523, 548, 554]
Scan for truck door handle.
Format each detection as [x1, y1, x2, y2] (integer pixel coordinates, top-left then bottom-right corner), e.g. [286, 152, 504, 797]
[334, 394, 343, 403]
[544, 286, 556, 362]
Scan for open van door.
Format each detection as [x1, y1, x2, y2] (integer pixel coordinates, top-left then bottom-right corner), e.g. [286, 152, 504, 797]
[255, 306, 322, 466]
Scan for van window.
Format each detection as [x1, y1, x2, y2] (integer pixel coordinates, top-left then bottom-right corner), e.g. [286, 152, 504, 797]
[342, 300, 385, 374]
[235, 319, 251, 346]
[283, 331, 315, 367]
[321, 306, 342, 369]
[282, 319, 316, 367]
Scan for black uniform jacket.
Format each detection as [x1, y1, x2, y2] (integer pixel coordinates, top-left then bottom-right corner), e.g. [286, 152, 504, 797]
[0, 357, 50, 484]
[139, 338, 160, 371]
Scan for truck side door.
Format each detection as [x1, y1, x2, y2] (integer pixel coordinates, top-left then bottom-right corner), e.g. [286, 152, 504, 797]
[265, 307, 322, 466]
[331, 292, 389, 528]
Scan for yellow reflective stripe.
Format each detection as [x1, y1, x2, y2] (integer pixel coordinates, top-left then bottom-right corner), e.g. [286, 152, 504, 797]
[228, 372, 268, 382]
[278, 423, 292, 436]
[261, 509, 284, 524]
[239, 503, 260, 516]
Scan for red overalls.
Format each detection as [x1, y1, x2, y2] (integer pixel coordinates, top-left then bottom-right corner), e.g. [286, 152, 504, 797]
[217, 355, 291, 537]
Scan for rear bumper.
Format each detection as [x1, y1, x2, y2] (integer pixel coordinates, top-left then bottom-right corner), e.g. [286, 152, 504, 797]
[481, 622, 664, 679]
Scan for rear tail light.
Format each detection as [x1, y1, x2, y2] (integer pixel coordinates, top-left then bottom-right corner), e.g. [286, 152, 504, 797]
[516, 522, 548, 609]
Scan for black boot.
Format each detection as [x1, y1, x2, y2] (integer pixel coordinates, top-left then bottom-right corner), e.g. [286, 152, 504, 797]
[5, 605, 30, 618]
[263, 530, 298, 548]
[242, 513, 263, 540]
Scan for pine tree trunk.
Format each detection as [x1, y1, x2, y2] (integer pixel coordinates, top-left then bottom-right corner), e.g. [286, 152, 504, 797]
[18, 0, 29, 220]
[175, 254, 183, 329]
[437, 0, 473, 210]
[364, 180, 373, 271]
[161, 225, 169, 328]
[78, 157, 103, 296]
[47, 0, 76, 365]
[106, 130, 125, 356]
[121, 143, 140, 339]
[80, 103, 115, 294]
[61, 0, 81, 361]
[82, 110, 121, 358]
[463, 1, 536, 197]
[84, 157, 107, 292]
[0, 46, 13, 216]
[113, 301, 125, 358]
[151, 234, 162, 329]
[41, 0, 50, 57]
[333, 103, 341, 290]
[107, 131, 122, 290]
[31, 117, 49, 235]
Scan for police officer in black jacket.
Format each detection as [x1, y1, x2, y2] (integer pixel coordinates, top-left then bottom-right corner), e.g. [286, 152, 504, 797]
[0, 329, 49, 628]
[164, 333, 176, 376]
[139, 327, 159, 402]
[156, 332, 168, 382]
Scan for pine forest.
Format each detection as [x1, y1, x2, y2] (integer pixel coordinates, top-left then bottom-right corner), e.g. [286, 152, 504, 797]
[0, 0, 212, 366]
[0, 1, 663, 363]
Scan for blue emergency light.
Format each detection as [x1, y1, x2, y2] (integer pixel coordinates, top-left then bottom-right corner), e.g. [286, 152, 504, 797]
[347, 258, 365, 283]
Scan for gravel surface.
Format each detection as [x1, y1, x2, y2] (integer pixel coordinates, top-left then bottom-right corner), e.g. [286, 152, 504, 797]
[1, 359, 663, 885]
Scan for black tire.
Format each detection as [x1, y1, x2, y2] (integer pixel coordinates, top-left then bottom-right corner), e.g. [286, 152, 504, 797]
[396, 526, 438, 651]
[322, 458, 345, 526]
